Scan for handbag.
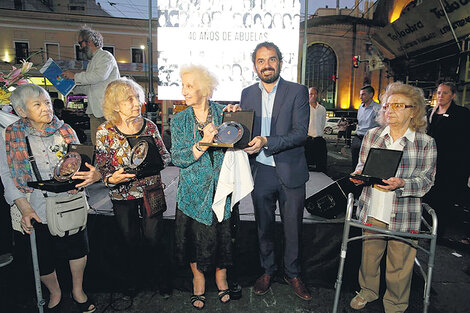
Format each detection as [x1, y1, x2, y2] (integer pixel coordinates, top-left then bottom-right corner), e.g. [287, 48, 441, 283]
[26, 137, 89, 237]
[45, 191, 89, 237]
[142, 181, 167, 218]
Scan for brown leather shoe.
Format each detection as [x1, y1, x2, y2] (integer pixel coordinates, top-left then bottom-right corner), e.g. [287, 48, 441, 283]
[284, 276, 312, 301]
[253, 273, 271, 295]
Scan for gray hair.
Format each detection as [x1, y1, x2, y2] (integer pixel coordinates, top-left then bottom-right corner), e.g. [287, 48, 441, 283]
[9, 84, 50, 114]
[377, 81, 427, 133]
[180, 65, 218, 98]
[78, 26, 103, 48]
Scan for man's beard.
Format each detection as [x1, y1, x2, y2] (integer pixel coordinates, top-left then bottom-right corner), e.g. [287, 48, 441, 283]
[81, 46, 93, 60]
[257, 65, 280, 84]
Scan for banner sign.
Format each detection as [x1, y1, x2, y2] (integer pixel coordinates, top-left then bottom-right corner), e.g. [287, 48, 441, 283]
[372, 0, 470, 59]
[156, 0, 301, 101]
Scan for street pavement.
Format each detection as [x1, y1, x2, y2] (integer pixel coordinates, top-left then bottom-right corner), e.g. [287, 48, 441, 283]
[1, 138, 469, 313]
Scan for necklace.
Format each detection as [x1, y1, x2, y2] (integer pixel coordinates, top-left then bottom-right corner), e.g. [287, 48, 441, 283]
[193, 106, 212, 131]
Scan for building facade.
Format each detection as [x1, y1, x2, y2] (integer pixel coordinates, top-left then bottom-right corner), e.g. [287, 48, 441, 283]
[300, 1, 391, 110]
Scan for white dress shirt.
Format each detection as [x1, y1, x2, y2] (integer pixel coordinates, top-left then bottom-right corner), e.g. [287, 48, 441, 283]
[74, 48, 120, 118]
[308, 103, 326, 137]
[256, 79, 279, 167]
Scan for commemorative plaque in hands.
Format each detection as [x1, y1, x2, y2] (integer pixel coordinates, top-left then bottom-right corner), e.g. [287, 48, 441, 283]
[200, 110, 254, 149]
[124, 135, 164, 179]
[27, 144, 94, 193]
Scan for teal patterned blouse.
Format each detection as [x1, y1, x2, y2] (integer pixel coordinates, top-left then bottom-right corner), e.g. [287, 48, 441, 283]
[170, 101, 231, 226]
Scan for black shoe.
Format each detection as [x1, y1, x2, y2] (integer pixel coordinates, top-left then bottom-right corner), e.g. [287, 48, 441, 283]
[230, 282, 242, 300]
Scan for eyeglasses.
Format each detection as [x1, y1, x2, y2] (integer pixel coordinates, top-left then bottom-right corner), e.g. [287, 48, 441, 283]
[78, 39, 87, 46]
[382, 103, 415, 111]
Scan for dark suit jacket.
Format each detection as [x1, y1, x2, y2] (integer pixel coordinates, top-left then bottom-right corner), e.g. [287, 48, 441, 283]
[240, 77, 310, 188]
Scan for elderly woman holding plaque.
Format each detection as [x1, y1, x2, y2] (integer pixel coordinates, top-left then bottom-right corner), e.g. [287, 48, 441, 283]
[170, 65, 233, 309]
[0, 84, 100, 312]
[94, 78, 172, 297]
[349, 82, 437, 313]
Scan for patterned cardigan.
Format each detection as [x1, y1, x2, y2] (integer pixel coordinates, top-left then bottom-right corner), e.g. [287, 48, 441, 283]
[355, 126, 437, 232]
[95, 118, 170, 200]
[170, 101, 231, 226]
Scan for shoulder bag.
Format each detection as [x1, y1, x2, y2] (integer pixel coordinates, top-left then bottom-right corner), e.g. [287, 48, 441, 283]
[26, 137, 89, 237]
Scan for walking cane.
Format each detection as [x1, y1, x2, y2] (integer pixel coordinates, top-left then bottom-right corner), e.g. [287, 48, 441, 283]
[30, 220, 45, 313]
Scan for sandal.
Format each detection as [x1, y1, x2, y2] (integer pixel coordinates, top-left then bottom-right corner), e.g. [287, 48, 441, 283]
[190, 294, 206, 310]
[218, 289, 231, 304]
[72, 296, 96, 313]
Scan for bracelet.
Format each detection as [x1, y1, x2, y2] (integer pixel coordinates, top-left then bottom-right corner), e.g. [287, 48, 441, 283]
[104, 174, 115, 187]
[195, 141, 204, 152]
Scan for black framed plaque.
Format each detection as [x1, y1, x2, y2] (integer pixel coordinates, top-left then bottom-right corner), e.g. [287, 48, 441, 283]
[124, 135, 164, 178]
[200, 110, 254, 149]
[27, 144, 95, 193]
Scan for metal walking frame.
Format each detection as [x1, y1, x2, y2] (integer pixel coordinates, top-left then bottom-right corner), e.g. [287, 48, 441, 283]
[332, 193, 438, 313]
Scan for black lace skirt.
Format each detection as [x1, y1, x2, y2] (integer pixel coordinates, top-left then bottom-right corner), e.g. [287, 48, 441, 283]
[174, 207, 233, 273]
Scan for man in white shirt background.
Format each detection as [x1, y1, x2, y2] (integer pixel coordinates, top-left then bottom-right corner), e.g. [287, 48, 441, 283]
[63, 26, 120, 145]
[305, 87, 327, 173]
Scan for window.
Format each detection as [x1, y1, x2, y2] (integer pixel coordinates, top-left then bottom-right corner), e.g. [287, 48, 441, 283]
[131, 48, 144, 63]
[306, 43, 337, 109]
[45, 43, 59, 60]
[103, 46, 115, 55]
[14, 42, 29, 64]
[75, 44, 86, 61]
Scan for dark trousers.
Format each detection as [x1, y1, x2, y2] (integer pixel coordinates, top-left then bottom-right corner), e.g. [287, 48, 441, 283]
[305, 136, 327, 173]
[252, 163, 305, 278]
[351, 135, 363, 170]
[112, 198, 170, 289]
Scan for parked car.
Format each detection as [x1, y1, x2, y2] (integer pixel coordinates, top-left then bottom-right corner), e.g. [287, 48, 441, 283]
[323, 117, 357, 135]
[324, 117, 341, 135]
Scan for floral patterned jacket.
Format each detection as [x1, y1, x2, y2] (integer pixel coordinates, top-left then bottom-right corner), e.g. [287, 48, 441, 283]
[95, 118, 170, 200]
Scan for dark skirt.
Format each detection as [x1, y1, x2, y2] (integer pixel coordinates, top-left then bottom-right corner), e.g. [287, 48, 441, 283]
[174, 208, 233, 273]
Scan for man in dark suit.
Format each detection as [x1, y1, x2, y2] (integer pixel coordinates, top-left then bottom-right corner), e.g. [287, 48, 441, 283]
[226, 42, 311, 300]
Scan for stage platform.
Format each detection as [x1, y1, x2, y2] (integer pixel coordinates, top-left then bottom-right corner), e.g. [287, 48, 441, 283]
[89, 166, 346, 224]
[83, 166, 357, 292]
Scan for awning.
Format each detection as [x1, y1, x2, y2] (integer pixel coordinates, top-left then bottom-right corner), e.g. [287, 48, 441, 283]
[372, 0, 470, 59]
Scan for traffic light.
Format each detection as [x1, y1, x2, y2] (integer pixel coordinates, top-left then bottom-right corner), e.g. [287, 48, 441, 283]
[352, 55, 359, 68]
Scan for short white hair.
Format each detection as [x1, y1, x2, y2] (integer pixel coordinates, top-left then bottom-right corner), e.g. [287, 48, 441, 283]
[9, 84, 50, 114]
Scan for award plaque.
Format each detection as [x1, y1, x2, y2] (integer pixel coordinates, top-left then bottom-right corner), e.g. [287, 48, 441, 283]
[199, 110, 254, 148]
[127, 140, 149, 172]
[215, 121, 244, 144]
[28, 146, 92, 193]
[53, 152, 82, 182]
[124, 136, 164, 178]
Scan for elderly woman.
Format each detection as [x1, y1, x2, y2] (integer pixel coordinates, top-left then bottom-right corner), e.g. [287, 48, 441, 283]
[0, 84, 100, 313]
[94, 77, 171, 297]
[171, 65, 232, 309]
[349, 82, 437, 313]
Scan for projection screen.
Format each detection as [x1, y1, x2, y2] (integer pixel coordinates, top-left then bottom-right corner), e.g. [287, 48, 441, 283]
[156, 0, 301, 101]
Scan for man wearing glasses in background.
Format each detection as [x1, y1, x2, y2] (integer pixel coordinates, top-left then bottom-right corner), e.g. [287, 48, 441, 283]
[63, 26, 120, 145]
